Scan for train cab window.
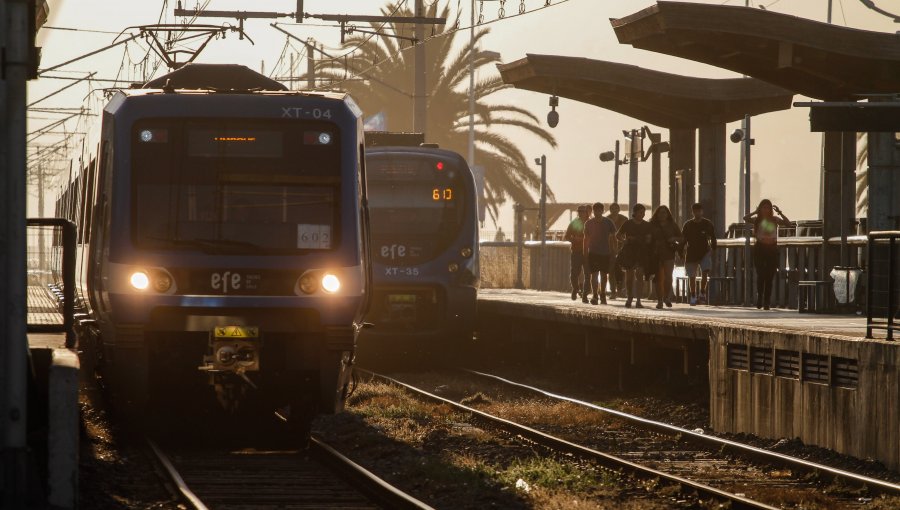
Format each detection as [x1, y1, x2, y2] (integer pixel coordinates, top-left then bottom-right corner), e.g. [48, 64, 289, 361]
[367, 154, 466, 264]
[132, 119, 341, 253]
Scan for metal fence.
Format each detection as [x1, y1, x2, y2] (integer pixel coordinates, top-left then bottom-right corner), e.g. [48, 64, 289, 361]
[479, 235, 870, 309]
[866, 231, 900, 340]
[26, 218, 75, 347]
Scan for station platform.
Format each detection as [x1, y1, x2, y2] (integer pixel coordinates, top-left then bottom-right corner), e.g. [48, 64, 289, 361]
[476, 289, 900, 472]
[26, 282, 79, 509]
[478, 289, 870, 340]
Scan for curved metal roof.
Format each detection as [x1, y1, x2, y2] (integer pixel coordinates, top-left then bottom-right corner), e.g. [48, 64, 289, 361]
[611, 1, 900, 100]
[497, 54, 793, 128]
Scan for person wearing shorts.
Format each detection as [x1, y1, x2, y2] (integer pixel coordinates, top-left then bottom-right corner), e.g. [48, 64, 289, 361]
[682, 203, 717, 305]
[583, 202, 617, 305]
[564, 205, 591, 300]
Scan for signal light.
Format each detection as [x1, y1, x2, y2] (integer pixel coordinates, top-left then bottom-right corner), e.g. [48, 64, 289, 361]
[436, 161, 444, 171]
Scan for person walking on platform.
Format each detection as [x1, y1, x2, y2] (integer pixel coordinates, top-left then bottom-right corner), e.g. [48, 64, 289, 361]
[744, 199, 791, 310]
[616, 204, 653, 309]
[649, 205, 683, 309]
[682, 203, 718, 306]
[564, 205, 591, 300]
[606, 203, 628, 298]
[583, 202, 618, 305]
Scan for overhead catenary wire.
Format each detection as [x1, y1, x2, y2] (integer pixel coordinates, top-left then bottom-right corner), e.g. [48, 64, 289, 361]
[309, 0, 575, 93]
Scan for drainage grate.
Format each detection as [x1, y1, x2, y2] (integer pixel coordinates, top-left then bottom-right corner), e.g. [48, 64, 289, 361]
[832, 357, 859, 388]
[750, 347, 773, 374]
[775, 350, 800, 379]
[726, 344, 749, 370]
[802, 353, 829, 384]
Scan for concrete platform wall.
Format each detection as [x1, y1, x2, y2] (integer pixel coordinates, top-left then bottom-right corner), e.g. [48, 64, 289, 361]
[710, 326, 900, 470]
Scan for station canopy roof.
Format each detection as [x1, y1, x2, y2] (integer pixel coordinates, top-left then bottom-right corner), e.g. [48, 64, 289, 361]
[497, 54, 793, 128]
[143, 63, 287, 91]
[611, 1, 900, 101]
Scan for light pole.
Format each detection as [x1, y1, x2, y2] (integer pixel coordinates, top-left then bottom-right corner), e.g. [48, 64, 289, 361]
[599, 140, 624, 205]
[731, 122, 754, 306]
[536, 155, 548, 289]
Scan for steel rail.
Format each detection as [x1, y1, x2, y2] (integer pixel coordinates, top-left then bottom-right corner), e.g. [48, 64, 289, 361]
[148, 435, 432, 510]
[310, 435, 436, 510]
[146, 439, 209, 510]
[464, 369, 900, 496]
[357, 369, 778, 510]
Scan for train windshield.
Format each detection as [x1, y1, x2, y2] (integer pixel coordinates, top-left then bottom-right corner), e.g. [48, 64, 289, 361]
[367, 154, 466, 265]
[132, 119, 340, 253]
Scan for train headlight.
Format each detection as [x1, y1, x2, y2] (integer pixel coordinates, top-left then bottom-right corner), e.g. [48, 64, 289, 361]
[139, 130, 154, 142]
[448, 262, 459, 273]
[460, 247, 473, 258]
[299, 274, 318, 294]
[318, 132, 332, 145]
[130, 271, 150, 291]
[321, 273, 341, 293]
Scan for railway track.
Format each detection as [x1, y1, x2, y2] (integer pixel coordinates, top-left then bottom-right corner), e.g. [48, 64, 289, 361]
[147, 435, 434, 510]
[462, 368, 900, 500]
[358, 368, 780, 510]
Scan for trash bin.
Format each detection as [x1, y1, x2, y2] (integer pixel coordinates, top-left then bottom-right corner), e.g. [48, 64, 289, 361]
[830, 266, 863, 305]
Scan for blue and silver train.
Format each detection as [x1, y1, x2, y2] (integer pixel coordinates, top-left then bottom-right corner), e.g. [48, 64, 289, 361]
[359, 139, 479, 362]
[54, 64, 370, 424]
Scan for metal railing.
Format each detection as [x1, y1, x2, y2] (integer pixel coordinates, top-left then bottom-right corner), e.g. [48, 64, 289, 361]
[26, 218, 76, 347]
[480, 235, 870, 308]
[866, 231, 900, 340]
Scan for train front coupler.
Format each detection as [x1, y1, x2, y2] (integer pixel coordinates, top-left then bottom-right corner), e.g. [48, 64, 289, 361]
[198, 326, 262, 411]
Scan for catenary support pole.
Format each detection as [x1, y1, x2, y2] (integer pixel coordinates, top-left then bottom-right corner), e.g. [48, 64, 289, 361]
[414, 0, 426, 135]
[467, 0, 475, 165]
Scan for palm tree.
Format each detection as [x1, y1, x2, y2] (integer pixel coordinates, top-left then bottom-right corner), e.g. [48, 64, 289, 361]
[316, 1, 556, 224]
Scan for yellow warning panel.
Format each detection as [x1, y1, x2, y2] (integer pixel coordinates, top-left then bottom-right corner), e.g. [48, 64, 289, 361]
[213, 326, 259, 339]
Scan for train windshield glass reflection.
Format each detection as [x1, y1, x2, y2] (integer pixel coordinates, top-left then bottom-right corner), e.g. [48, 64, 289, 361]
[367, 155, 464, 264]
[132, 119, 340, 253]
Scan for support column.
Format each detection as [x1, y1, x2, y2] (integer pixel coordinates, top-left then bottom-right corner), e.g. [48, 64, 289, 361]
[822, 131, 857, 272]
[669, 128, 696, 224]
[698, 123, 727, 232]
[867, 132, 900, 232]
[1, 1, 31, 507]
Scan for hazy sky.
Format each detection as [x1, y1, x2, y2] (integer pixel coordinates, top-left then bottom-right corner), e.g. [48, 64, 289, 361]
[30, 0, 899, 229]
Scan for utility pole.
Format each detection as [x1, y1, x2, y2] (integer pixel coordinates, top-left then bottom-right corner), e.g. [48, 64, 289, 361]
[414, 0, 427, 135]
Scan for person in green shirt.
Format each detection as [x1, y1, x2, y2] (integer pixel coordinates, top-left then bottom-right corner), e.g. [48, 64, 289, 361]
[564, 205, 591, 300]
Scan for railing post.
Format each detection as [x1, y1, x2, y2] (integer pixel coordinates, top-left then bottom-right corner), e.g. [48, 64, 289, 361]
[867, 233, 876, 338]
[62, 222, 76, 348]
[514, 203, 524, 289]
[889, 237, 896, 341]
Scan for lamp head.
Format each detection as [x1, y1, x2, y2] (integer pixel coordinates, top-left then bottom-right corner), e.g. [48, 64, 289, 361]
[730, 128, 745, 143]
[547, 95, 560, 127]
